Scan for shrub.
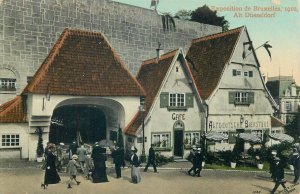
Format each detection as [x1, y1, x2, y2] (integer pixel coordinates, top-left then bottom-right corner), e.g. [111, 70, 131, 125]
[155, 153, 174, 166]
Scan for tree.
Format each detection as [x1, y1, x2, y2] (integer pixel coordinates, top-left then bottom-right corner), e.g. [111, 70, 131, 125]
[174, 9, 192, 20]
[117, 126, 124, 149]
[285, 112, 300, 142]
[190, 5, 229, 31]
[36, 127, 44, 157]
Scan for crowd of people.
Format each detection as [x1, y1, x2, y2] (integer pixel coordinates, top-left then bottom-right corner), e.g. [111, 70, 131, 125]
[41, 141, 138, 189]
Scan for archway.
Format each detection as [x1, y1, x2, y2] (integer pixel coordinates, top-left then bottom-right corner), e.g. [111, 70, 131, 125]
[49, 105, 106, 144]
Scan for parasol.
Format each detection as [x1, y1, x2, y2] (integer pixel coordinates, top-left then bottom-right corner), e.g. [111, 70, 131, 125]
[269, 133, 294, 143]
[205, 132, 228, 142]
[238, 133, 261, 144]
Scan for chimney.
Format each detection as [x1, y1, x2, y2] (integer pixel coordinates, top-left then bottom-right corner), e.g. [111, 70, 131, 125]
[156, 42, 164, 61]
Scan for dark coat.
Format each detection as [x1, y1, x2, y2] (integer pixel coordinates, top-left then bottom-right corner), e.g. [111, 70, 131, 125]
[131, 153, 139, 168]
[112, 148, 125, 167]
[193, 152, 203, 169]
[148, 147, 155, 162]
[292, 156, 300, 176]
[273, 161, 285, 183]
[44, 152, 61, 184]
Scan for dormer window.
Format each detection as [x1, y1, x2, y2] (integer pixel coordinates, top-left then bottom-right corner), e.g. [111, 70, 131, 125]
[233, 69, 241, 76]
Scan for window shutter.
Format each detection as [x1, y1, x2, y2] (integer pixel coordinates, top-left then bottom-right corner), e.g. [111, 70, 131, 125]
[185, 93, 194, 108]
[249, 71, 253, 77]
[228, 132, 236, 144]
[229, 92, 236, 104]
[248, 92, 254, 104]
[160, 92, 169, 108]
[233, 69, 237, 76]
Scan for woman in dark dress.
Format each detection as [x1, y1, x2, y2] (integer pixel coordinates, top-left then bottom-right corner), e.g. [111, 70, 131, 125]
[91, 143, 108, 183]
[41, 145, 61, 189]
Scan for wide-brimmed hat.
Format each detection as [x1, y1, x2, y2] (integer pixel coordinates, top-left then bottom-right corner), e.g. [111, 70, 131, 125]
[72, 155, 78, 159]
[59, 142, 64, 146]
[293, 152, 299, 156]
[271, 150, 277, 155]
[131, 146, 135, 151]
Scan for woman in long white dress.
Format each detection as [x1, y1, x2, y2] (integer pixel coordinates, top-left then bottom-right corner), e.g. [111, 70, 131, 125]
[130, 146, 141, 184]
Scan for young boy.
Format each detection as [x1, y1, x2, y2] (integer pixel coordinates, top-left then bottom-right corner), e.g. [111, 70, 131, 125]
[66, 155, 81, 189]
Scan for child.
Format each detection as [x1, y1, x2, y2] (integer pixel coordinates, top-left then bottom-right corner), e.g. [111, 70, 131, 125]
[84, 153, 94, 180]
[66, 155, 81, 189]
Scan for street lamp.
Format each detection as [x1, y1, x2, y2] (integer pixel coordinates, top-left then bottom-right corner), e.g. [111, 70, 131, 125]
[139, 97, 146, 163]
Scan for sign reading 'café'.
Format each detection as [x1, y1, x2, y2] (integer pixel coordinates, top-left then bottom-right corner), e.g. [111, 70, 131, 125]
[208, 120, 269, 130]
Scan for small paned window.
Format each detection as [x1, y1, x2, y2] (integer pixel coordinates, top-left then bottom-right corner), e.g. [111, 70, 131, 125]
[249, 71, 253, 77]
[169, 93, 185, 107]
[1, 134, 20, 147]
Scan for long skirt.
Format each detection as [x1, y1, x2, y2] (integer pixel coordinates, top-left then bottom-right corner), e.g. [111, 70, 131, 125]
[131, 165, 141, 184]
[44, 167, 60, 185]
[92, 161, 108, 183]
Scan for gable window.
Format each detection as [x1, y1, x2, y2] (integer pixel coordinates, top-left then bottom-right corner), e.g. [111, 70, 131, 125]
[244, 72, 248, 76]
[229, 91, 254, 105]
[1, 134, 20, 147]
[285, 102, 292, 111]
[169, 93, 185, 107]
[233, 69, 241, 76]
[0, 78, 16, 91]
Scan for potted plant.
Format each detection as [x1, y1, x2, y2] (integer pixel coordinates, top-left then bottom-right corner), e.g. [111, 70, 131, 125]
[36, 127, 44, 162]
[230, 150, 238, 168]
[255, 155, 264, 169]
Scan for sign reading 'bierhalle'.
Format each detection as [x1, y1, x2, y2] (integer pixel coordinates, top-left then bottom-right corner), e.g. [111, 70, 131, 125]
[208, 120, 269, 130]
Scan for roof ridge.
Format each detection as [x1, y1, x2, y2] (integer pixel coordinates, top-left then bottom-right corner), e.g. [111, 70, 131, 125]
[142, 49, 179, 66]
[192, 26, 244, 44]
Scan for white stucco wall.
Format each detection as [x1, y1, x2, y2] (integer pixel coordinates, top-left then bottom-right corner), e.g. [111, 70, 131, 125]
[0, 123, 29, 159]
[136, 59, 204, 158]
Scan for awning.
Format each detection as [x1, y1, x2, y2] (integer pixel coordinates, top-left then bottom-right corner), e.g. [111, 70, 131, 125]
[205, 132, 228, 142]
[269, 133, 294, 143]
[238, 133, 261, 143]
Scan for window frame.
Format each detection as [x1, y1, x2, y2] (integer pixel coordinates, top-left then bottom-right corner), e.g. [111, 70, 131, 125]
[184, 131, 200, 148]
[151, 132, 171, 150]
[169, 93, 185, 108]
[0, 78, 17, 91]
[1, 134, 20, 147]
[285, 101, 292, 111]
[235, 92, 249, 104]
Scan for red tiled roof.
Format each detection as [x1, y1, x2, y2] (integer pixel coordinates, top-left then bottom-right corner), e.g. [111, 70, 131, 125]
[0, 96, 27, 123]
[125, 50, 179, 136]
[23, 28, 145, 96]
[186, 27, 243, 100]
[271, 116, 284, 127]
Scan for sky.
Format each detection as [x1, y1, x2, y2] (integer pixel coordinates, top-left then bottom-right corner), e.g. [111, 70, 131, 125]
[114, 0, 300, 84]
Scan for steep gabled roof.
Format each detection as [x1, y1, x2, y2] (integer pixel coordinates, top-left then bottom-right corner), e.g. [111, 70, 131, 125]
[125, 49, 178, 136]
[186, 27, 243, 100]
[0, 96, 27, 123]
[23, 28, 145, 97]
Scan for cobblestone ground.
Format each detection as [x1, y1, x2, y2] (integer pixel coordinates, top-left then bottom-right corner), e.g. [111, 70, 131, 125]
[0, 165, 299, 194]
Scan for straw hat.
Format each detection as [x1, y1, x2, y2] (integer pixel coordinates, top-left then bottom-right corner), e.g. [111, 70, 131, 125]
[59, 142, 64, 146]
[271, 150, 277, 155]
[72, 155, 78, 160]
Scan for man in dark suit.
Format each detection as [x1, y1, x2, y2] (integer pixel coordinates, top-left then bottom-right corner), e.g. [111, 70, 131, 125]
[292, 152, 300, 183]
[271, 157, 288, 194]
[111, 146, 125, 178]
[144, 144, 157, 173]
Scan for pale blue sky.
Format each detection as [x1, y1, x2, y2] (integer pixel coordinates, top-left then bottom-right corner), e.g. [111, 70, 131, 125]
[114, 0, 300, 84]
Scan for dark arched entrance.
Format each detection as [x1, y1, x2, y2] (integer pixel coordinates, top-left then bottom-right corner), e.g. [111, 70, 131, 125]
[49, 105, 106, 144]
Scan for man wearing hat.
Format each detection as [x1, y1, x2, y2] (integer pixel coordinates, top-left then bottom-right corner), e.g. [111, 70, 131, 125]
[144, 144, 158, 173]
[291, 151, 300, 183]
[270, 157, 288, 194]
[66, 154, 81, 188]
[130, 146, 141, 184]
[193, 148, 204, 177]
[111, 146, 125, 178]
[187, 145, 197, 175]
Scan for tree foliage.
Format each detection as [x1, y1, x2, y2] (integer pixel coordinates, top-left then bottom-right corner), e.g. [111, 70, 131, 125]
[173, 6, 229, 31]
[285, 113, 300, 142]
[190, 5, 229, 31]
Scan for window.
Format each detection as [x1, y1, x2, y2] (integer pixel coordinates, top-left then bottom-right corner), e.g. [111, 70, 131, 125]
[252, 130, 263, 141]
[244, 72, 248, 76]
[169, 93, 185, 107]
[285, 102, 292, 111]
[137, 137, 147, 143]
[1, 134, 20, 147]
[235, 92, 248, 103]
[233, 69, 241, 76]
[0, 78, 16, 91]
[184, 132, 200, 148]
[152, 133, 170, 148]
[220, 131, 229, 143]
